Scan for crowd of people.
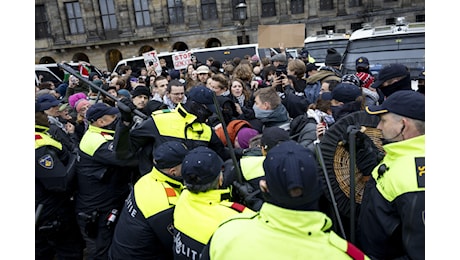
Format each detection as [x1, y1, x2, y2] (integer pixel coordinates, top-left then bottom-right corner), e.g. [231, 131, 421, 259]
[35, 46, 425, 260]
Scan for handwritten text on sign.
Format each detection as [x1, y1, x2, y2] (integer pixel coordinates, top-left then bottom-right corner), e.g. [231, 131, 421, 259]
[173, 52, 192, 70]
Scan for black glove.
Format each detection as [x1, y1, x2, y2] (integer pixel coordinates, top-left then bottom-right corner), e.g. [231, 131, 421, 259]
[117, 97, 136, 123]
[232, 180, 263, 211]
[343, 131, 384, 176]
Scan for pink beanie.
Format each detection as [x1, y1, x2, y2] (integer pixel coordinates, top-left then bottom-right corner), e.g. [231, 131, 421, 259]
[236, 127, 259, 149]
[76, 99, 90, 113]
[69, 92, 87, 108]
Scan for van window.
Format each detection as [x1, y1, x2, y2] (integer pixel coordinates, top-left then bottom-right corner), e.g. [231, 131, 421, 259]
[341, 25, 425, 79]
[304, 33, 350, 65]
[191, 44, 258, 65]
[35, 68, 62, 86]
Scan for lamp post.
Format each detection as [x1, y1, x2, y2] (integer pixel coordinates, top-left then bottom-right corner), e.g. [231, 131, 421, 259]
[236, 2, 247, 44]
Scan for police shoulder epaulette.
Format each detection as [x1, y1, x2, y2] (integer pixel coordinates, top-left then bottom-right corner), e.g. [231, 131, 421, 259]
[220, 201, 246, 212]
[164, 187, 177, 197]
[152, 109, 172, 115]
[328, 232, 367, 260]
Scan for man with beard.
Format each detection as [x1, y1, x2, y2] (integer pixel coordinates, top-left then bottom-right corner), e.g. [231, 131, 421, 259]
[74, 103, 139, 259]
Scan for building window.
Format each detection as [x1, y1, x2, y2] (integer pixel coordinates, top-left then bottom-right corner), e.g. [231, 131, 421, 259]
[36, 5, 50, 39]
[201, 0, 218, 20]
[416, 14, 425, 22]
[291, 0, 304, 14]
[386, 18, 396, 25]
[319, 0, 334, 10]
[261, 0, 276, 17]
[100, 0, 117, 30]
[168, 0, 184, 24]
[134, 0, 151, 27]
[349, 0, 362, 7]
[351, 22, 362, 31]
[65, 2, 85, 34]
[232, 0, 241, 20]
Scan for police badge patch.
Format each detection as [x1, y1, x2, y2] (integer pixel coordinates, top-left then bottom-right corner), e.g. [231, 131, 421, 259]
[415, 157, 425, 188]
[39, 154, 54, 169]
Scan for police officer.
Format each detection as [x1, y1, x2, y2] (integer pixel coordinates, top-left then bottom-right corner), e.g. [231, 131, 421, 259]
[114, 84, 230, 176]
[201, 141, 369, 260]
[172, 146, 253, 260]
[35, 102, 84, 260]
[74, 103, 138, 259]
[109, 141, 189, 259]
[359, 90, 425, 259]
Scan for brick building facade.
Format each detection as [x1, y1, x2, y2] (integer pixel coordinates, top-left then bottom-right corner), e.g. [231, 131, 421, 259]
[35, 0, 424, 72]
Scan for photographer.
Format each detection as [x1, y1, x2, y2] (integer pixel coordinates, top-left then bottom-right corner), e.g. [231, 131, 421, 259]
[276, 59, 309, 119]
[63, 75, 89, 103]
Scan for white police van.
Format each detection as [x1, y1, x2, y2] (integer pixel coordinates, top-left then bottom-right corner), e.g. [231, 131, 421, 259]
[304, 31, 351, 66]
[112, 44, 260, 77]
[341, 17, 425, 81]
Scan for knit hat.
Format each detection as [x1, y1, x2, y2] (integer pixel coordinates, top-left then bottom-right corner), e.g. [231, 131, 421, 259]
[271, 53, 287, 63]
[261, 127, 290, 151]
[75, 99, 90, 113]
[236, 127, 259, 149]
[332, 83, 362, 103]
[373, 63, 409, 89]
[153, 141, 189, 169]
[215, 119, 253, 146]
[325, 48, 342, 67]
[356, 72, 375, 89]
[118, 89, 131, 99]
[341, 74, 361, 87]
[263, 140, 321, 210]
[181, 146, 224, 185]
[131, 86, 150, 98]
[68, 92, 87, 108]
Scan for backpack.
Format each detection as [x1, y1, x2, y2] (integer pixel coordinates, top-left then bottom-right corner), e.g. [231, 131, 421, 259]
[289, 113, 317, 142]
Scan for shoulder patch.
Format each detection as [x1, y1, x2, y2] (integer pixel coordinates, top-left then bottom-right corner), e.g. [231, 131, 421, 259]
[415, 157, 425, 188]
[152, 109, 171, 115]
[346, 242, 366, 260]
[230, 202, 246, 212]
[39, 154, 54, 169]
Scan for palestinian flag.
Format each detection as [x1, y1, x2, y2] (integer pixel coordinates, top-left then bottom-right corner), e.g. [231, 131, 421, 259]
[79, 64, 91, 78]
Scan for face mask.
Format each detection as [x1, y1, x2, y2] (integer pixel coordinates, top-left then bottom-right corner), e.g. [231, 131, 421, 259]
[102, 116, 119, 131]
[185, 101, 212, 123]
[380, 74, 412, 97]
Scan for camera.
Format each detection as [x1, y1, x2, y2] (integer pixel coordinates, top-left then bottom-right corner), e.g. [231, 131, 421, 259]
[275, 65, 287, 77]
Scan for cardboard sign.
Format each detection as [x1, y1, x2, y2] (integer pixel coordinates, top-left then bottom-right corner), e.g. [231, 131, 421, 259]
[258, 24, 305, 48]
[142, 50, 162, 75]
[173, 51, 192, 70]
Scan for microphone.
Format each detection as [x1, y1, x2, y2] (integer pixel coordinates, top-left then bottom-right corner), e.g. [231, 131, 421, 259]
[384, 124, 405, 143]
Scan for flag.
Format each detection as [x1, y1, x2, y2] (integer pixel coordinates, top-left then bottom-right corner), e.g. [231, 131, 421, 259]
[79, 64, 91, 78]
